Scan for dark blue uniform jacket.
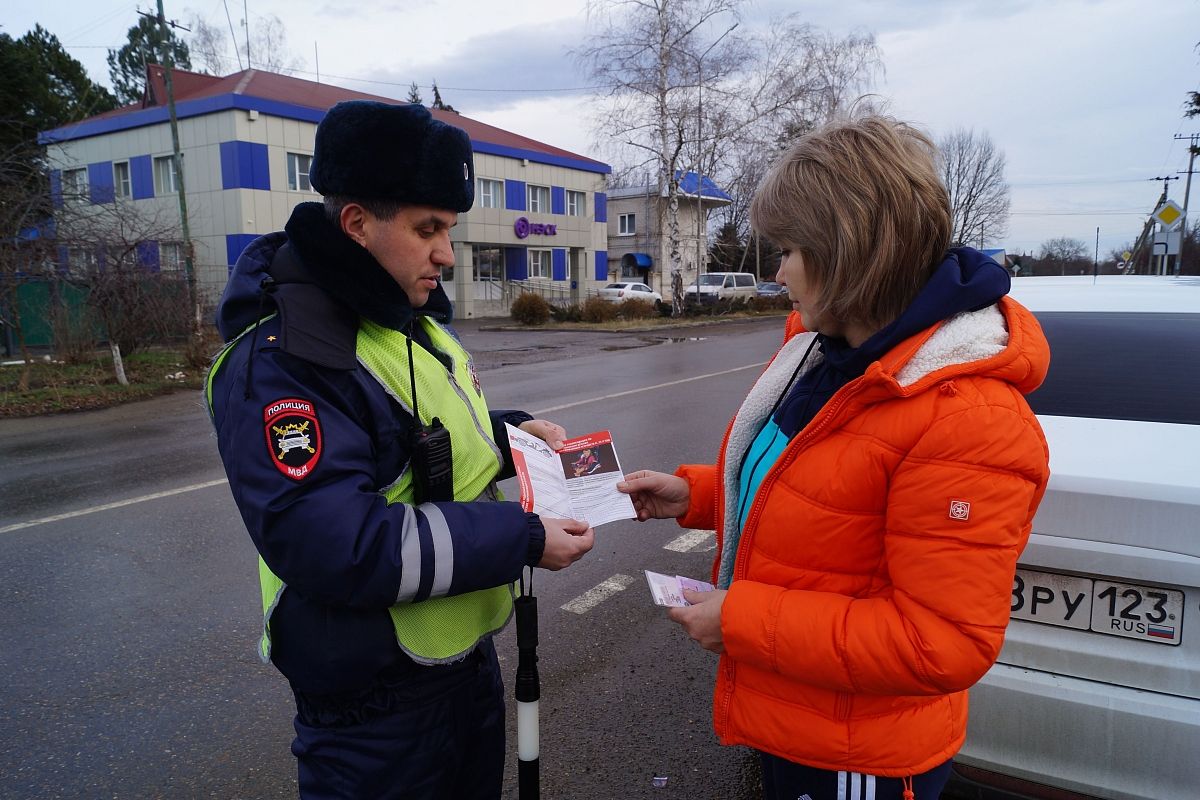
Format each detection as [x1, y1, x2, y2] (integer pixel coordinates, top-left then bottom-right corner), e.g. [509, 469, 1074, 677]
[208, 202, 544, 695]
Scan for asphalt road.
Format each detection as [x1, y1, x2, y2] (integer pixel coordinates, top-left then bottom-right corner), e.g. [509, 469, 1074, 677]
[0, 315, 787, 799]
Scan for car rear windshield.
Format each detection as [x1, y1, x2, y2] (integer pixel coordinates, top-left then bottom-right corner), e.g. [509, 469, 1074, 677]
[1027, 311, 1200, 425]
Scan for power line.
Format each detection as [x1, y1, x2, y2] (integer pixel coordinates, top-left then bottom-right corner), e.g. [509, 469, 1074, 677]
[1010, 177, 1149, 188]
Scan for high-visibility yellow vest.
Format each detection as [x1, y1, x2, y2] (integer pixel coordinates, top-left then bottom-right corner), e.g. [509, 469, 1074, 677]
[207, 315, 516, 666]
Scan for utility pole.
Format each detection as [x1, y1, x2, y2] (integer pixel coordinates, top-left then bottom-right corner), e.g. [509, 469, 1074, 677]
[1148, 176, 1180, 275]
[141, 1, 201, 342]
[1175, 133, 1199, 276]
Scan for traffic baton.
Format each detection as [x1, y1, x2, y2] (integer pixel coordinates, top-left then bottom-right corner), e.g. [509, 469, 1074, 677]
[515, 568, 540, 799]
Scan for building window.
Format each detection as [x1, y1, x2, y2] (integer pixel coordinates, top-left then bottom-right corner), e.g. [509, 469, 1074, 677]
[478, 178, 503, 209]
[618, 213, 636, 235]
[286, 153, 313, 192]
[160, 241, 185, 273]
[529, 249, 552, 279]
[528, 184, 550, 214]
[566, 190, 585, 217]
[67, 247, 97, 273]
[153, 155, 179, 195]
[113, 162, 131, 199]
[474, 245, 503, 284]
[62, 168, 88, 205]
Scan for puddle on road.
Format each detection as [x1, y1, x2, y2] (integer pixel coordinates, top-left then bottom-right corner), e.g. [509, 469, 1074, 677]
[600, 335, 708, 352]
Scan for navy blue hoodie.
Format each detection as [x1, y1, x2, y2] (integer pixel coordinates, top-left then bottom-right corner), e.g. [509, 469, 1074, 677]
[775, 247, 1011, 436]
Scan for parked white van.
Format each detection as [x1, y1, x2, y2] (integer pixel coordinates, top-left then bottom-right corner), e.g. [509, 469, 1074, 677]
[684, 272, 758, 305]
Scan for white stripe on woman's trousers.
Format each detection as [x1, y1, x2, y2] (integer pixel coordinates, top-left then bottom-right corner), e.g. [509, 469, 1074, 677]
[836, 772, 876, 800]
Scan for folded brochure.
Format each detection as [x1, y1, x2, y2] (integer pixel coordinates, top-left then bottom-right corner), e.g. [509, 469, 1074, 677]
[504, 423, 636, 527]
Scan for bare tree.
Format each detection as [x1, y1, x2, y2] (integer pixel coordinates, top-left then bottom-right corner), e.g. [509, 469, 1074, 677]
[0, 137, 55, 390]
[577, 2, 881, 313]
[242, 14, 304, 75]
[53, 195, 187, 384]
[1037, 236, 1090, 276]
[187, 14, 230, 75]
[938, 128, 1011, 248]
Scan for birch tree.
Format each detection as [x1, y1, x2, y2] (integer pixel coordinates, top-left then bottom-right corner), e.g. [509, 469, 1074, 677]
[577, 1, 881, 313]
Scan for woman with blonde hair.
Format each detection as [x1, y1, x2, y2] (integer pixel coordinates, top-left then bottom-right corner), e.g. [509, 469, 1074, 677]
[620, 115, 1051, 800]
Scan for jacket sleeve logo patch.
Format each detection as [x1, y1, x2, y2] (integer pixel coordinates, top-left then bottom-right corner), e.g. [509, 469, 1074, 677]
[948, 500, 971, 521]
[263, 398, 322, 481]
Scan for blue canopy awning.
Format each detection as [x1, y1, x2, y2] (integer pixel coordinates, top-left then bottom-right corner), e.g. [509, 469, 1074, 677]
[675, 171, 733, 202]
[621, 252, 653, 269]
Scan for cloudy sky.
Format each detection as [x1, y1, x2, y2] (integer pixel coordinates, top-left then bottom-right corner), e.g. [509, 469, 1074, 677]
[9, 0, 1199, 257]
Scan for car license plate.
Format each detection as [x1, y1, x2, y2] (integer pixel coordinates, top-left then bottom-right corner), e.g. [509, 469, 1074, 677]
[1011, 568, 1183, 646]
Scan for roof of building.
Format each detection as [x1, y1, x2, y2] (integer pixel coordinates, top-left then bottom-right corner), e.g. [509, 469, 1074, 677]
[40, 65, 610, 175]
[608, 171, 732, 204]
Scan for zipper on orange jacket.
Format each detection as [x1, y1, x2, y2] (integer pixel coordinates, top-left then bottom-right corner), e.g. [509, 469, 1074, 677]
[732, 375, 869, 582]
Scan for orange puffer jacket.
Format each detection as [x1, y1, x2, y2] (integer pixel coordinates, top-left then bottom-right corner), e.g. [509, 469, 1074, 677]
[676, 297, 1050, 778]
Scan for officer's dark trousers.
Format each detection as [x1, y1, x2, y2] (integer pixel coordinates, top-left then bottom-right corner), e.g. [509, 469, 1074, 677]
[291, 640, 505, 800]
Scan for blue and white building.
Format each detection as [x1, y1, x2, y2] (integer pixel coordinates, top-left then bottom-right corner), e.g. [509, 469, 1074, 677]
[39, 65, 612, 318]
[606, 172, 733, 298]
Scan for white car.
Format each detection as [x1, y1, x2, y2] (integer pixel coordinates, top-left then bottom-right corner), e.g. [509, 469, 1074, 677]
[597, 282, 662, 304]
[947, 275, 1200, 800]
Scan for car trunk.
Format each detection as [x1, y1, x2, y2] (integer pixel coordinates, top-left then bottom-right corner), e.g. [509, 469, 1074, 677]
[1000, 415, 1200, 701]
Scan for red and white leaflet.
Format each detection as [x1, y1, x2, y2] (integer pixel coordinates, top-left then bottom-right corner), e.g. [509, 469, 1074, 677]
[504, 424, 636, 527]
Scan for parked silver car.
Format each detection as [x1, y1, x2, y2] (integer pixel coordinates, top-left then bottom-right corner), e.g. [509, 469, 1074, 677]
[947, 276, 1200, 800]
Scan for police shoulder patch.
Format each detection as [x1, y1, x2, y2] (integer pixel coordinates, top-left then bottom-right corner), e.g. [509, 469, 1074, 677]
[263, 398, 322, 481]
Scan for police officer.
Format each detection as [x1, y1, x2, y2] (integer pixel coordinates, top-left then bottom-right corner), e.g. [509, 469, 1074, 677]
[205, 100, 595, 799]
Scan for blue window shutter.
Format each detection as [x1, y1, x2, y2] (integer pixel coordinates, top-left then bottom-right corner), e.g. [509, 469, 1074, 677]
[506, 180, 526, 211]
[594, 251, 608, 281]
[88, 162, 114, 204]
[220, 142, 237, 189]
[137, 241, 160, 270]
[552, 248, 567, 280]
[226, 234, 259, 269]
[551, 186, 565, 215]
[504, 247, 528, 281]
[220, 141, 271, 190]
[130, 156, 154, 199]
[50, 170, 63, 208]
[594, 192, 607, 223]
[251, 143, 270, 189]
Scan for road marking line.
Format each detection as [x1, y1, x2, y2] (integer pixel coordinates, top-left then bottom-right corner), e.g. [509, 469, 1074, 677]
[0, 479, 229, 535]
[532, 362, 766, 415]
[664, 529, 716, 553]
[560, 574, 636, 614]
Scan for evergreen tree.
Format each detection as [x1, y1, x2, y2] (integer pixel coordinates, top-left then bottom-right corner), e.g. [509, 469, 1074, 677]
[406, 82, 423, 105]
[0, 25, 117, 163]
[107, 16, 192, 105]
[430, 81, 456, 112]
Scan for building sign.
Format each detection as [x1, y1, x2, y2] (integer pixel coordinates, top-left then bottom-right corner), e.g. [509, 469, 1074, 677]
[514, 217, 557, 239]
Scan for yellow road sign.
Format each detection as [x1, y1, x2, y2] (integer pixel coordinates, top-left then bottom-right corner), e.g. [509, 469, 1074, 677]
[1153, 200, 1184, 229]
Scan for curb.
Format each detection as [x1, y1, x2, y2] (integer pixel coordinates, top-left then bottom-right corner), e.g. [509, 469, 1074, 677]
[477, 314, 787, 334]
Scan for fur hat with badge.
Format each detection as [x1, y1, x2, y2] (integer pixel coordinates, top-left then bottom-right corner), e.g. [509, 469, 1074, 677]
[310, 100, 475, 212]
